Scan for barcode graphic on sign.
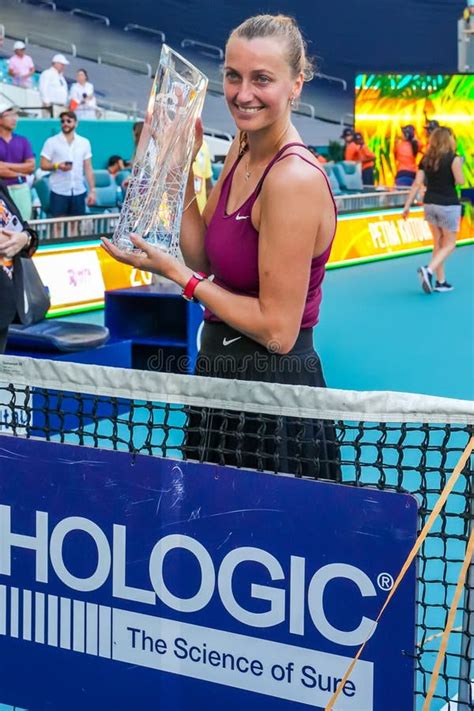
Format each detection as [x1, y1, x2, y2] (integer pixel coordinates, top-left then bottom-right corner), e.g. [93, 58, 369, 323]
[0, 585, 112, 658]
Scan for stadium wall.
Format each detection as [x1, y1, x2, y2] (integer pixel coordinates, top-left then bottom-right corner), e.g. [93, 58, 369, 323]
[47, 0, 465, 81]
[18, 119, 136, 170]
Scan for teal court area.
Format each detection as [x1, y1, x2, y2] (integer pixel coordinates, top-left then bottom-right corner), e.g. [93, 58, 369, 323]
[318, 245, 474, 401]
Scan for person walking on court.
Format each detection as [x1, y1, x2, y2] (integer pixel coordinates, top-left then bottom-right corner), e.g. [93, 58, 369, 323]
[102, 14, 340, 480]
[402, 127, 465, 293]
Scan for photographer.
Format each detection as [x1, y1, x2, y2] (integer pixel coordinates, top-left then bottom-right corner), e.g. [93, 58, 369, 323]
[0, 180, 38, 353]
[69, 69, 97, 120]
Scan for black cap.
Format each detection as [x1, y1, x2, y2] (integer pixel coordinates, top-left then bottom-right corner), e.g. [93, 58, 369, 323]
[425, 119, 440, 134]
[341, 127, 354, 138]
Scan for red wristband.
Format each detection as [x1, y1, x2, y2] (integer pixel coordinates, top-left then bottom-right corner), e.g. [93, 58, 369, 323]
[182, 272, 208, 302]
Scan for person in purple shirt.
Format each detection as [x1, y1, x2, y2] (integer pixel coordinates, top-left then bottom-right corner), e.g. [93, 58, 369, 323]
[0, 101, 35, 220]
[102, 14, 340, 479]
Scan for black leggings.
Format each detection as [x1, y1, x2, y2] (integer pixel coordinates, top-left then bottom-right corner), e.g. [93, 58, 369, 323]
[184, 322, 341, 481]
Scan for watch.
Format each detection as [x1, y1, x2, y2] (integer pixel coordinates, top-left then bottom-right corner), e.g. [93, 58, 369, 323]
[182, 272, 208, 302]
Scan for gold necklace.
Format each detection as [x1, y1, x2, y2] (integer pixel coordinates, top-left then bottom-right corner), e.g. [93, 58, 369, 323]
[244, 157, 264, 181]
[244, 159, 251, 181]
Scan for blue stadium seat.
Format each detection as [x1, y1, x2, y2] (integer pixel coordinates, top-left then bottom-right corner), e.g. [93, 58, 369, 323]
[34, 175, 51, 217]
[8, 321, 110, 352]
[114, 169, 132, 205]
[322, 163, 343, 196]
[332, 161, 363, 192]
[89, 170, 120, 212]
[211, 162, 224, 184]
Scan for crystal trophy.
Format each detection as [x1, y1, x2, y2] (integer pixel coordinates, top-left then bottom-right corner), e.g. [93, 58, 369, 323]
[112, 45, 208, 256]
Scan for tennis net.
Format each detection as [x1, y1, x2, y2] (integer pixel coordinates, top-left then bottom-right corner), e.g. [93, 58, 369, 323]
[0, 354, 473, 710]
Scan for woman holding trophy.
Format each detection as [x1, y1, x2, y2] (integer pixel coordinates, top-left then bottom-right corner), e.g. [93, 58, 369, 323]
[103, 14, 339, 479]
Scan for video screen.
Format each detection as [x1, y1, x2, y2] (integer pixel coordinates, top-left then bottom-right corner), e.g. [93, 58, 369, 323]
[355, 74, 473, 187]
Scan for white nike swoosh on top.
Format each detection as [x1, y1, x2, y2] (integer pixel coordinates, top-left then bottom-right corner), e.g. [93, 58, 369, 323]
[223, 336, 242, 346]
[235, 214, 249, 221]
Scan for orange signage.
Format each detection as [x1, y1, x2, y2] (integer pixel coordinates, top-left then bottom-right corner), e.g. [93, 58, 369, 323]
[329, 207, 472, 266]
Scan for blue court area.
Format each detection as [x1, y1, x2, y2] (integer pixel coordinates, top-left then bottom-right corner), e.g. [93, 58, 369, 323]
[318, 244, 474, 402]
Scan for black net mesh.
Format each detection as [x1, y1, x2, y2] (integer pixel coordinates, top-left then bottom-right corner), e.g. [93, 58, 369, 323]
[0, 379, 473, 709]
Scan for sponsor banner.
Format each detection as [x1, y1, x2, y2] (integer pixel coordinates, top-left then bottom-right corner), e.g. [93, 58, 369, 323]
[33, 250, 105, 308]
[33, 243, 152, 314]
[329, 208, 472, 265]
[0, 436, 418, 710]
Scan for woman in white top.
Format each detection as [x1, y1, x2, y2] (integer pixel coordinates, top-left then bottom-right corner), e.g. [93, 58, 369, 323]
[69, 69, 97, 120]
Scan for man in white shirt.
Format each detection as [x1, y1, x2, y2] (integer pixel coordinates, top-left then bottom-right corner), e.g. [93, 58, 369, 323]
[39, 54, 69, 117]
[39, 111, 96, 217]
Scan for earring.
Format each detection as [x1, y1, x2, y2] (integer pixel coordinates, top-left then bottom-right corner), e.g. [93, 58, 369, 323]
[289, 96, 295, 107]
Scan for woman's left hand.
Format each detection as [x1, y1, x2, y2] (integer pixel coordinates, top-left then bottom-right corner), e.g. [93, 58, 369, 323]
[0, 229, 30, 258]
[101, 234, 180, 281]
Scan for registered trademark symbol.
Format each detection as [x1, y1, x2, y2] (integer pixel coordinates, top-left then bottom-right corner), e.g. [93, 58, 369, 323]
[377, 573, 394, 591]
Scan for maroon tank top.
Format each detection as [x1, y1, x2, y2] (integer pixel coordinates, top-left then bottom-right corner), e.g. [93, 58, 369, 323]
[204, 142, 337, 328]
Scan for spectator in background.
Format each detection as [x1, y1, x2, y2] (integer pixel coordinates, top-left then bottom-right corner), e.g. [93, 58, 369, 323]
[192, 140, 213, 213]
[107, 155, 125, 176]
[39, 54, 69, 117]
[131, 121, 144, 161]
[121, 121, 145, 190]
[7, 41, 35, 88]
[39, 110, 95, 217]
[463, 3, 474, 28]
[0, 180, 38, 354]
[307, 145, 327, 164]
[69, 69, 97, 120]
[394, 125, 419, 187]
[425, 119, 440, 138]
[354, 132, 375, 186]
[418, 119, 441, 156]
[341, 127, 360, 162]
[0, 102, 35, 220]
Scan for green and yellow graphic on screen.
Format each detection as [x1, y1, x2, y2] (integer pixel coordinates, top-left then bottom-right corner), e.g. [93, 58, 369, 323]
[355, 74, 473, 187]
